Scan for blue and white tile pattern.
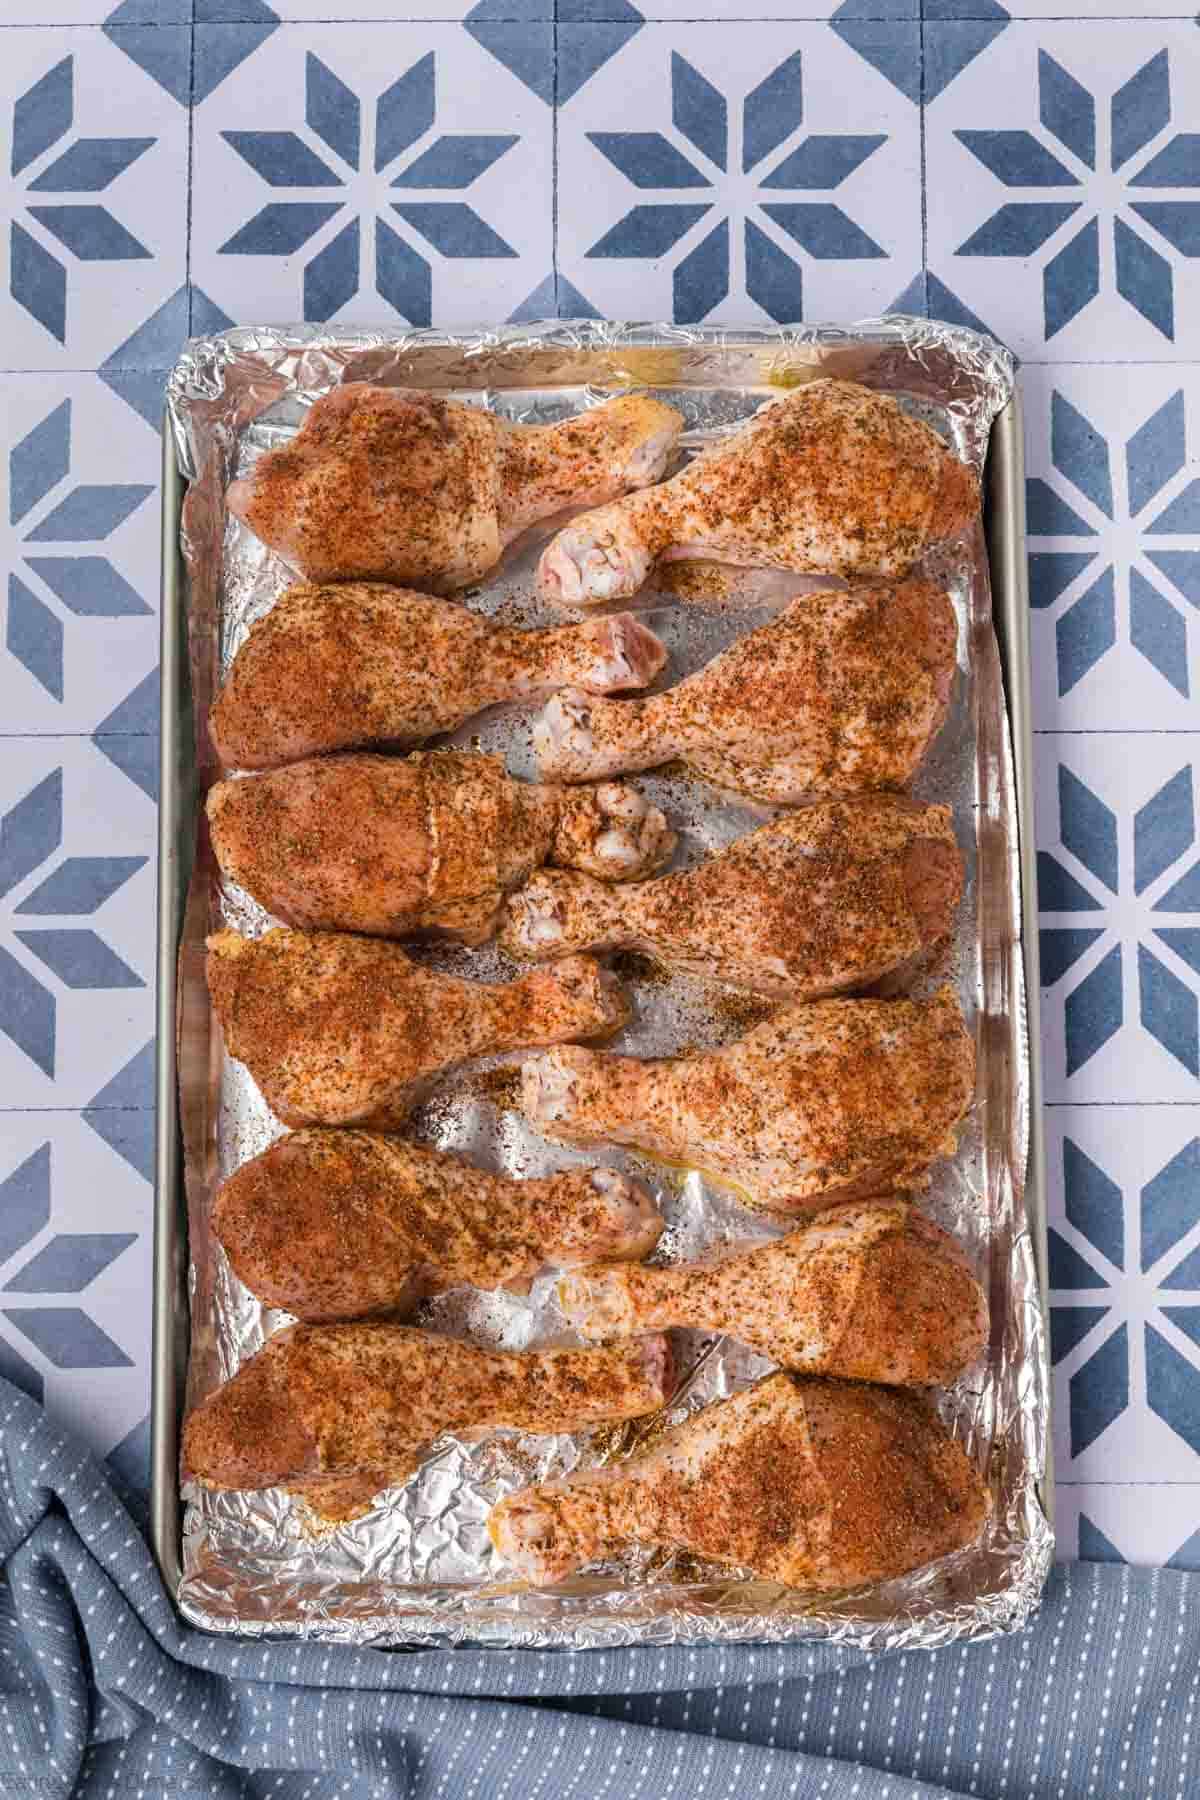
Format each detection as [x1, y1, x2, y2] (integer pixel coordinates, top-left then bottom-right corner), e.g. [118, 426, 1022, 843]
[1, 4, 1197, 1556]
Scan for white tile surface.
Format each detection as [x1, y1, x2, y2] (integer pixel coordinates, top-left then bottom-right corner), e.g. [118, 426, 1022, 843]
[0, 738, 155, 1108]
[926, 22, 1200, 360]
[557, 23, 921, 326]
[0, 27, 188, 368]
[191, 22, 554, 330]
[1037, 734, 1200, 1103]
[1021, 363, 1200, 732]
[1046, 1108, 1200, 1485]
[0, 1110, 151, 1461]
[1, 374, 159, 735]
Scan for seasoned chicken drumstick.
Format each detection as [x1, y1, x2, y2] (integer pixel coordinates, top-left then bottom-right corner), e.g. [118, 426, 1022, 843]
[502, 798, 962, 998]
[209, 583, 667, 769]
[227, 385, 684, 591]
[535, 579, 957, 804]
[521, 985, 975, 1215]
[183, 1323, 673, 1520]
[538, 379, 977, 606]
[214, 1128, 663, 1322]
[207, 751, 675, 943]
[561, 1199, 987, 1387]
[489, 1373, 990, 1589]
[207, 926, 629, 1129]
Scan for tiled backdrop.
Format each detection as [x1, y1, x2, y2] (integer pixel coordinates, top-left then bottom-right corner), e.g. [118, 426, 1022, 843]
[1, 0, 1198, 1565]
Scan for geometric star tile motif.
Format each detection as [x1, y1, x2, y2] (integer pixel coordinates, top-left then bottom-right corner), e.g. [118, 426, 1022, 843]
[0, 1112, 150, 1461]
[1046, 1109, 1200, 1493]
[1038, 736, 1200, 1101]
[1022, 364, 1200, 730]
[926, 22, 1200, 359]
[1, 376, 159, 734]
[191, 25, 554, 329]
[0, 31, 187, 367]
[557, 23, 921, 327]
[0, 740, 154, 1107]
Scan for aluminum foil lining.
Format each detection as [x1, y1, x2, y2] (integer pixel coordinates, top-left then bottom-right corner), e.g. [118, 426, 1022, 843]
[165, 318, 1052, 1650]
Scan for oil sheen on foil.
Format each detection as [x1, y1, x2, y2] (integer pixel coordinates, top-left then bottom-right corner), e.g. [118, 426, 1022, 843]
[166, 320, 1052, 1649]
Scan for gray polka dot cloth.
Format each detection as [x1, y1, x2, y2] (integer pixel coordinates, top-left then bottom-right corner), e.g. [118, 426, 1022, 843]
[0, 1379, 1190, 1799]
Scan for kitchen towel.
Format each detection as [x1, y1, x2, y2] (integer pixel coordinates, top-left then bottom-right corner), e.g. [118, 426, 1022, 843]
[0, 1377, 1192, 1800]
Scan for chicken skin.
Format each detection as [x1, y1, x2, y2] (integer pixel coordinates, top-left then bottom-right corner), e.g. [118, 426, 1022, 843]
[538, 379, 978, 607]
[214, 1128, 663, 1322]
[227, 385, 684, 592]
[209, 582, 667, 770]
[489, 1373, 990, 1589]
[207, 751, 676, 944]
[501, 797, 962, 998]
[207, 926, 630, 1129]
[521, 985, 975, 1215]
[560, 1199, 987, 1388]
[183, 1323, 673, 1519]
[534, 578, 957, 805]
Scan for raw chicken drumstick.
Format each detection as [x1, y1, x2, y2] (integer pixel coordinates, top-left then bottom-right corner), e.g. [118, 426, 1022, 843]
[502, 797, 962, 998]
[207, 926, 629, 1130]
[534, 578, 957, 805]
[214, 1127, 663, 1323]
[227, 385, 684, 591]
[489, 1373, 990, 1589]
[560, 1198, 987, 1388]
[209, 582, 667, 769]
[183, 1322, 673, 1520]
[521, 985, 975, 1215]
[207, 751, 676, 944]
[538, 378, 978, 606]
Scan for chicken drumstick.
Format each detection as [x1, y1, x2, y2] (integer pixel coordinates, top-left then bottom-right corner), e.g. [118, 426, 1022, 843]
[183, 1323, 673, 1519]
[207, 926, 629, 1129]
[208, 751, 676, 944]
[214, 1128, 663, 1322]
[534, 578, 957, 804]
[520, 985, 975, 1214]
[227, 385, 683, 591]
[501, 797, 962, 997]
[560, 1199, 987, 1387]
[538, 379, 977, 606]
[489, 1373, 990, 1588]
[209, 582, 667, 769]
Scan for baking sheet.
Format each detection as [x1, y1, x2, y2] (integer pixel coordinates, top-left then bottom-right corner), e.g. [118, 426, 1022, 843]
[161, 319, 1052, 1649]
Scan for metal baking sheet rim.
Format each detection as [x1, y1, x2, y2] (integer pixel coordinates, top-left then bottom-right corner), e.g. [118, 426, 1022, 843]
[151, 324, 1051, 1649]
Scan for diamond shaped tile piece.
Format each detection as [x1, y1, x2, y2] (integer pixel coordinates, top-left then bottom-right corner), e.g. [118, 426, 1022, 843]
[5, 1232, 135, 1294]
[557, 24, 642, 109]
[194, 24, 279, 107]
[1141, 1139, 1200, 1272]
[16, 929, 143, 991]
[0, 770, 62, 903]
[1146, 1323, 1200, 1455]
[0, 1329, 43, 1403]
[4, 1305, 132, 1369]
[0, 1144, 50, 1268]
[102, 23, 192, 108]
[15, 856, 146, 916]
[1079, 1515, 1124, 1562]
[6, 578, 63, 702]
[10, 400, 70, 526]
[832, 19, 923, 107]
[1070, 1320, 1128, 1456]
[12, 57, 73, 179]
[1052, 1305, 1108, 1363]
